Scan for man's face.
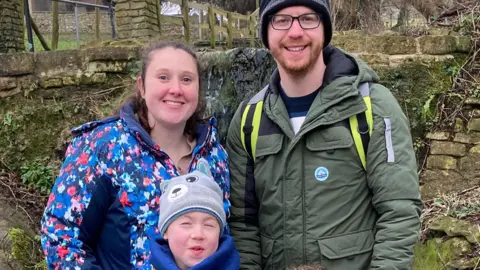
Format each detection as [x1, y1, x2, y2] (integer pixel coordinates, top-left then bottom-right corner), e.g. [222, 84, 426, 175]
[267, 5, 325, 75]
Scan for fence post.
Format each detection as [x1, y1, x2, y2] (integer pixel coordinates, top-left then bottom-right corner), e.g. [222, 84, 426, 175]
[157, 0, 162, 34]
[95, 0, 100, 39]
[51, 0, 59, 50]
[24, 0, 34, 52]
[227, 12, 233, 49]
[219, 15, 223, 40]
[199, 10, 203, 40]
[208, 6, 215, 49]
[74, 3, 80, 45]
[249, 12, 254, 47]
[182, 0, 190, 43]
[108, 1, 116, 38]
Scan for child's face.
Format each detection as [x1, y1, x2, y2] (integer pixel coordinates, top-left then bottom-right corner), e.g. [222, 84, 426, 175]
[164, 211, 220, 270]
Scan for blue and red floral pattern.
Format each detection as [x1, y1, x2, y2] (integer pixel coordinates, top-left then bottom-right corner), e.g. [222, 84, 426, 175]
[40, 102, 230, 270]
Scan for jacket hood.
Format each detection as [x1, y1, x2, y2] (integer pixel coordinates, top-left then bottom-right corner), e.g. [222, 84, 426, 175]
[71, 100, 217, 153]
[265, 45, 380, 133]
[149, 234, 240, 270]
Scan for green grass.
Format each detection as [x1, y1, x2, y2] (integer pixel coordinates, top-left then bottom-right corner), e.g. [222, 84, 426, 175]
[24, 32, 113, 51]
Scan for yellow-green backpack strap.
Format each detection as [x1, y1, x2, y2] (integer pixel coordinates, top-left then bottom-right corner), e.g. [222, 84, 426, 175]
[349, 82, 373, 170]
[240, 86, 269, 161]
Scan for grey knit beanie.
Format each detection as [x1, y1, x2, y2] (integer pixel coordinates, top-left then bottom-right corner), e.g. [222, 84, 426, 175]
[158, 171, 226, 236]
[260, 0, 332, 49]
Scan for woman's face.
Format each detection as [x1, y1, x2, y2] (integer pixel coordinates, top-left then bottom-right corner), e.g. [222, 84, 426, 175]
[138, 47, 199, 131]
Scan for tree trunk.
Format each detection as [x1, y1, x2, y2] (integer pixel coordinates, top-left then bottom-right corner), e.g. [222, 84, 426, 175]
[394, 0, 410, 28]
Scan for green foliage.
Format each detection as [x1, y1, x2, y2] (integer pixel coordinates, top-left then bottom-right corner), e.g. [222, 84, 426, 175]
[7, 228, 46, 270]
[20, 158, 54, 194]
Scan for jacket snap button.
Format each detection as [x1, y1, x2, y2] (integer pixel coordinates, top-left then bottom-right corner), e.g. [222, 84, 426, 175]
[327, 149, 335, 154]
[347, 256, 354, 260]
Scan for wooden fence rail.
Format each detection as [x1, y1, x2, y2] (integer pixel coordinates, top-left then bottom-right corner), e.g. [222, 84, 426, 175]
[48, 0, 260, 50]
[162, 0, 260, 48]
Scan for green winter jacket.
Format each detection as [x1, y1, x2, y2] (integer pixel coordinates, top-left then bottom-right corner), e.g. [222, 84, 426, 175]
[226, 46, 422, 270]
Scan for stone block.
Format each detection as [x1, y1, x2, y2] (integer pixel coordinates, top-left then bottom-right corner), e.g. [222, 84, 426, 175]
[0, 87, 21, 98]
[426, 132, 450, 140]
[81, 47, 140, 62]
[115, 2, 130, 11]
[420, 170, 465, 200]
[132, 16, 148, 23]
[0, 53, 35, 75]
[418, 36, 457, 55]
[426, 155, 457, 170]
[92, 73, 107, 84]
[465, 97, 480, 105]
[131, 2, 148, 10]
[468, 119, 480, 132]
[131, 29, 152, 38]
[354, 53, 389, 66]
[458, 150, 480, 180]
[40, 78, 63, 88]
[87, 61, 128, 73]
[35, 50, 81, 77]
[430, 141, 467, 157]
[454, 133, 480, 144]
[62, 77, 76, 86]
[454, 118, 465, 132]
[456, 36, 472, 53]
[366, 36, 417, 55]
[0, 77, 17, 91]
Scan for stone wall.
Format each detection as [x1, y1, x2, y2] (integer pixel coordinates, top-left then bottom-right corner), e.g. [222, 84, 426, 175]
[31, 11, 112, 34]
[0, 0, 25, 53]
[422, 100, 480, 199]
[0, 34, 475, 200]
[116, 0, 160, 39]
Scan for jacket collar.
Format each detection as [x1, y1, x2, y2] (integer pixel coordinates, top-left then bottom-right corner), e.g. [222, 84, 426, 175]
[149, 234, 240, 270]
[264, 45, 378, 134]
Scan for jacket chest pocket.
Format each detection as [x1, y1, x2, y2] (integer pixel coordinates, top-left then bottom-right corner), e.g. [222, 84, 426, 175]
[305, 125, 364, 186]
[253, 134, 284, 194]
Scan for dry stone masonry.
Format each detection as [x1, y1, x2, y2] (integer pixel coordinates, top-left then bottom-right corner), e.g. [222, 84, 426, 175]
[0, 0, 25, 53]
[116, 0, 160, 39]
[422, 98, 480, 199]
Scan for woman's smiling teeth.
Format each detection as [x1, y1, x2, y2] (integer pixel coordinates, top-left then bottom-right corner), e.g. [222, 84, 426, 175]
[286, 46, 306, 52]
[164, 101, 183, 106]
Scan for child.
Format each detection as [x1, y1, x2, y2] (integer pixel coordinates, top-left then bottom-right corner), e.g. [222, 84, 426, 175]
[150, 171, 240, 270]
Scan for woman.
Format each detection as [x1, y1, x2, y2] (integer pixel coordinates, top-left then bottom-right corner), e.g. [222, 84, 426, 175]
[40, 41, 230, 270]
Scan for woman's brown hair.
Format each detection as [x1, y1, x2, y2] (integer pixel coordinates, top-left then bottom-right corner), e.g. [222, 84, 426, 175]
[127, 41, 206, 137]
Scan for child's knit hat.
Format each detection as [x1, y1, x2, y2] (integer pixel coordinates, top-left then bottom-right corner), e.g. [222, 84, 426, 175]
[158, 171, 226, 235]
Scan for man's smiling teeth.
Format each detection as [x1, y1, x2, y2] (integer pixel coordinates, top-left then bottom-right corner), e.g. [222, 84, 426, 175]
[286, 46, 306, 51]
[165, 101, 182, 105]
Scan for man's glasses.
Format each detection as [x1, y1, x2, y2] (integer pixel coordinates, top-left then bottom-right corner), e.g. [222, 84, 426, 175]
[269, 13, 321, 30]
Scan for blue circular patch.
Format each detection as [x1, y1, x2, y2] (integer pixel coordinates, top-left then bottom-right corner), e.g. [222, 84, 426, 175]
[314, 167, 329, 181]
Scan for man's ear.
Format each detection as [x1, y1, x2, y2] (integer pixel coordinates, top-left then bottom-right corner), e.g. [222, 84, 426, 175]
[137, 77, 145, 98]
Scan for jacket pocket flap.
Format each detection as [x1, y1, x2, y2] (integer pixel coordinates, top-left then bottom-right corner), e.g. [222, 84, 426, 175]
[306, 125, 353, 151]
[255, 134, 283, 158]
[318, 229, 374, 260]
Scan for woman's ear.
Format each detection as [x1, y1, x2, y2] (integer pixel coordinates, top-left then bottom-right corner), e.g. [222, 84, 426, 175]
[137, 77, 145, 98]
[163, 231, 168, 240]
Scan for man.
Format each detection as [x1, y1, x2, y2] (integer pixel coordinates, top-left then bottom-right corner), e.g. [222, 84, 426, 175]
[226, 0, 423, 269]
